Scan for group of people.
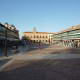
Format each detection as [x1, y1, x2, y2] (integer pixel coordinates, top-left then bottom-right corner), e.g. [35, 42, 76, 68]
[60, 40, 80, 48]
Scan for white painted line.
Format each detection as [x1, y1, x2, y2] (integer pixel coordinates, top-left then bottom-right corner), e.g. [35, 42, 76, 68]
[0, 59, 15, 72]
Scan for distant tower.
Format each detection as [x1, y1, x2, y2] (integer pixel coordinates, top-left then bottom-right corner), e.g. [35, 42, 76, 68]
[32, 27, 37, 32]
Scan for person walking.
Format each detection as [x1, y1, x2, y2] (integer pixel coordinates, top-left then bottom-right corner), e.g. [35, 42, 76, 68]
[38, 42, 42, 49]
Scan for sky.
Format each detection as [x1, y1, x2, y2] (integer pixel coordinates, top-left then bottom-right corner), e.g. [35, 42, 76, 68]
[0, 0, 80, 37]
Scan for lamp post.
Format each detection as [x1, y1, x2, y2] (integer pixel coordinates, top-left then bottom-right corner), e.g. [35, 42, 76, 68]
[4, 26, 8, 56]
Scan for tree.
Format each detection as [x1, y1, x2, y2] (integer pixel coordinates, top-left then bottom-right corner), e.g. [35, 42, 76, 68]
[22, 36, 30, 41]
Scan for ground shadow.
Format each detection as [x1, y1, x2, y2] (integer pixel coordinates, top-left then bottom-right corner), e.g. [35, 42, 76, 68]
[0, 58, 11, 67]
[0, 59, 80, 80]
[50, 47, 80, 54]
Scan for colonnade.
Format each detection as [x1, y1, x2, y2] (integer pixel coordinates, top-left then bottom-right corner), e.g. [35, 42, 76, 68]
[53, 39, 80, 48]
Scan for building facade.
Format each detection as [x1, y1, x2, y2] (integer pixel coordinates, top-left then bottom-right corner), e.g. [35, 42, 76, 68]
[53, 24, 80, 47]
[23, 31, 54, 44]
[0, 23, 19, 41]
[0, 23, 19, 53]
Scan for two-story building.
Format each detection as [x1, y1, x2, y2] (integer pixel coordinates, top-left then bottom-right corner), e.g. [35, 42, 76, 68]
[23, 28, 54, 44]
[53, 24, 80, 47]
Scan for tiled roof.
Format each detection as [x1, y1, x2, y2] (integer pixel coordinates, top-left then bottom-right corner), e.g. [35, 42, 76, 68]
[24, 24, 80, 35]
[24, 32, 54, 34]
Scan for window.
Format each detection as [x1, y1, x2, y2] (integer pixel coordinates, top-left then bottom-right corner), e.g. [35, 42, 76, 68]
[33, 40, 35, 42]
[37, 35, 39, 38]
[30, 36, 32, 38]
[46, 36, 47, 38]
[36, 40, 38, 42]
[40, 36, 41, 38]
[39, 40, 41, 42]
[0, 25, 5, 33]
[43, 36, 44, 38]
[46, 40, 47, 42]
[34, 35, 35, 38]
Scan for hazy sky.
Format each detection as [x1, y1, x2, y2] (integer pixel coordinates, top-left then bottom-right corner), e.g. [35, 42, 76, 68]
[0, 0, 80, 36]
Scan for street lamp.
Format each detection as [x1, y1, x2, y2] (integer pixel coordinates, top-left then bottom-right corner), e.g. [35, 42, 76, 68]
[4, 26, 8, 56]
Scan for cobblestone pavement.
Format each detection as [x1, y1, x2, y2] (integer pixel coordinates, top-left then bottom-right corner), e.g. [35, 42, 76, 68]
[0, 45, 80, 80]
